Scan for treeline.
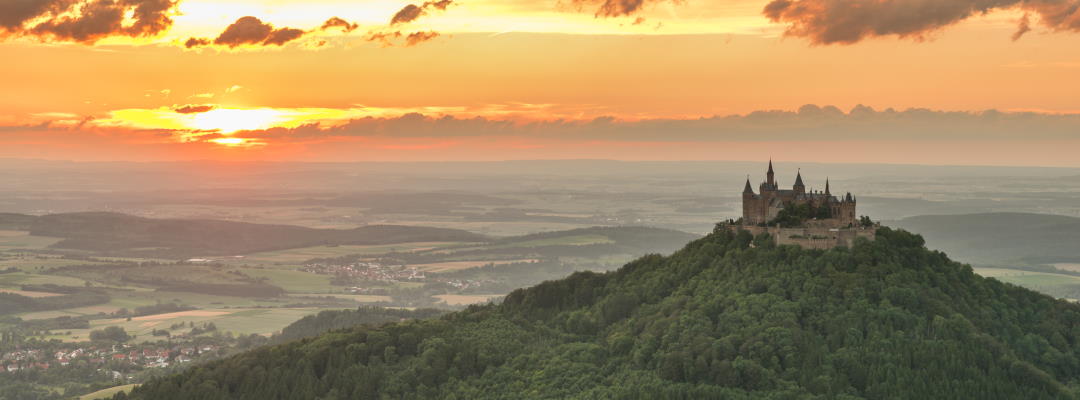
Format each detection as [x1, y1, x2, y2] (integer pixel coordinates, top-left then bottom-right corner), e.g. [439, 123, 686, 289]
[154, 283, 285, 298]
[0, 290, 109, 316]
[274, 307, 446, 343]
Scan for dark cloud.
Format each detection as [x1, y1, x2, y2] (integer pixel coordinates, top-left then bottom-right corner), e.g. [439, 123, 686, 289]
[173, 104, 215, 114]
[390, 0, 453, 25]
[184, 37, 210, 48]
[405, 31, 440, 46]
[263, 27, 305, 46]
[364, 30, 441, 46]
[185, 16, 308, 48]
[320, 17, 358, 33]
[0, 0, 178, 44]
[572, 0, 665, 17]
[230, 105, 1080, 143]
[391, 4, 425, 25]
[1012, 13, 1032, 41]
[366, 30, 403, 46]
[763, 0, 1080, 45]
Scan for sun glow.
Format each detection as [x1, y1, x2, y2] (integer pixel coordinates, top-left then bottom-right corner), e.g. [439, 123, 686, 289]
[209, 137, 262, 147]
[190, 108, 287, 133]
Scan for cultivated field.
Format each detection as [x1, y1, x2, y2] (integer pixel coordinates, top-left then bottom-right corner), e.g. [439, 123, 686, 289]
[433, 294, 503, 306]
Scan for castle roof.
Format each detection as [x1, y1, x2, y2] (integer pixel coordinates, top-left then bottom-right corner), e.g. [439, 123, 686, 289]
[743, 178, 754, 194]
[794, 171, 804, 187]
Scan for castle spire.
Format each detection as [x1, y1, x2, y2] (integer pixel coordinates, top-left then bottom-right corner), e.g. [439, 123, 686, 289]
[743, 176, 754, 194]
[825, 178, 830, 196]
[793, 169, 805, 194]
[766, 159, 775, 186]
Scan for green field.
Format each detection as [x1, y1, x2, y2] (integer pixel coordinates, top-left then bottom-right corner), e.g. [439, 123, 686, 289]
[0, 230, 62, 250]
[39, 308, 335, 342]
[238, 268, 334, 293]
[0, 271, 89, 287]
[80, 384, 138, 400]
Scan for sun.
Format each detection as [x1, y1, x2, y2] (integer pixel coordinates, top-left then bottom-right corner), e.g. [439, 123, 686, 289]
[190, 108, 287, 133]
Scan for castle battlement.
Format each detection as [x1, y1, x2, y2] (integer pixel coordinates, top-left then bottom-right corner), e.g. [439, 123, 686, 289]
[730, 160, 875, 248]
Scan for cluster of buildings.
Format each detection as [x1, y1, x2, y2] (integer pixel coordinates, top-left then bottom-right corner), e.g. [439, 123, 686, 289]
[303, 261, 426, 282]
[0, 344, 219, 373]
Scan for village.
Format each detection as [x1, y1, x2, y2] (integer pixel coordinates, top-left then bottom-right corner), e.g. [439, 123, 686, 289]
[1, 342, 222, 375]
[301, 260, 491, 292]
[301, 261, 426, 282]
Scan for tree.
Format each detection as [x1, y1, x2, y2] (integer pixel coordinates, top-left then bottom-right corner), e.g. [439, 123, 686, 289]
[90, 326, 130, 343]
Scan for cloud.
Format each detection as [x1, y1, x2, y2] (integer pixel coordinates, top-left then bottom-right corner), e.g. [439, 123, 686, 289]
[390, 0, 453, 25]
[184, 37, 210, 48]
[763, 0, 1080, 45]
[405, 31, 440, 46]
[0, 0, 178, 44]
[365, 30, 441, 46]
[366, 31, 404, 46]
[1012, 13, 1032, 41]
[173, 104, 215, 114]
[186, 16, 307, 49]
[220, 105, 1080, 144]
[391, 5, 425, 25]
[571, 0, 671, 17]
[320, 17, 358, 33]
[225, 85, 244, 93]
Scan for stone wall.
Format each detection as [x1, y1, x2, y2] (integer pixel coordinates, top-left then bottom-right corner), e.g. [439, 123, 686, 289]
[726, 224, 876, 249]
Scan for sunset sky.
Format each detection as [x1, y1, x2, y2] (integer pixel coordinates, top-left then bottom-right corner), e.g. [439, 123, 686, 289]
[3, 0, 1080, 165]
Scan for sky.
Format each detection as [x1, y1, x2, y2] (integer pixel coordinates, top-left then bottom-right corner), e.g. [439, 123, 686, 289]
[2, 0, 1080, 165]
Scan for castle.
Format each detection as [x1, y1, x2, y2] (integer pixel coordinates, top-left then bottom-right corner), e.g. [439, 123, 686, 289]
[730, 160, 875, 249]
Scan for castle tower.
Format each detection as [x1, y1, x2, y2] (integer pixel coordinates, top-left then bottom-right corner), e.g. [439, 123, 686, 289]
[793, 170, 805, 194]
[825, 178, 830, 196]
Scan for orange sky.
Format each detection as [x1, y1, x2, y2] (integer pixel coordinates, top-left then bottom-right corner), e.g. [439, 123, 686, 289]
[2, 0, 1080, 165]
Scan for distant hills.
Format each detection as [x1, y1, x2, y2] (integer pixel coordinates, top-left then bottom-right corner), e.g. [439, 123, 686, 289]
[887, 212, 1080, 265]
[0, 212, 488, 259]
[123, 228, 1080, 399]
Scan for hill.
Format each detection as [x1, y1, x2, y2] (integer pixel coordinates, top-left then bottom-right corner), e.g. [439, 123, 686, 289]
[16, 212, 487, 259]
[122, 228, 1080, 399]
[887, 212, 1080, 265]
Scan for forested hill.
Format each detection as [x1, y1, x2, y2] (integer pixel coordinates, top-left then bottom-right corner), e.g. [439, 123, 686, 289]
[121, 228, 1080, 399]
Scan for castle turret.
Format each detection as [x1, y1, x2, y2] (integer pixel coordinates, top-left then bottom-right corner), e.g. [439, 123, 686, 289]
[743, 177, 754, 194]
[825, 178, 830, 196]
[793, 170, 805, 194]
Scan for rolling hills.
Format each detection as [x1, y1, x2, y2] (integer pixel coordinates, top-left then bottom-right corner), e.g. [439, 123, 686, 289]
[120, 228, 1080, 399]
[887, 212, 1080, 265]
[2, 212, 488, 259]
